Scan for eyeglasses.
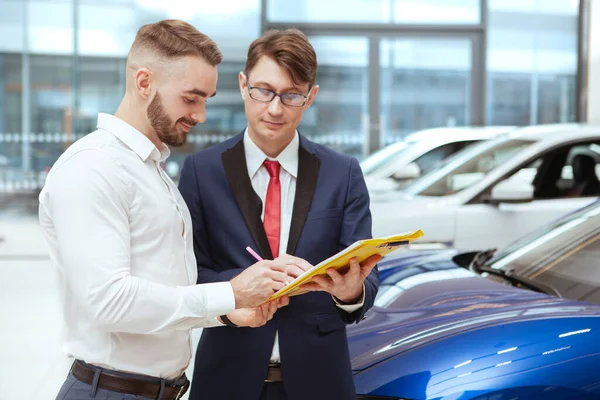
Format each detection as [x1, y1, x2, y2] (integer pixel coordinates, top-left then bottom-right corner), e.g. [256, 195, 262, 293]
[245, 77, 311, 107]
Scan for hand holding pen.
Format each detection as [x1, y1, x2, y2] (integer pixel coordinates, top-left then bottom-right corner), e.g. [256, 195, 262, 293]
[246, 246, 289, 286]
[229, 253, 292, 308]
[246, 246, 307, 286]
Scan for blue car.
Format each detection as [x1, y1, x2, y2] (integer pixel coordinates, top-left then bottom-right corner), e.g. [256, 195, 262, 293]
[350, 200, 600, 399]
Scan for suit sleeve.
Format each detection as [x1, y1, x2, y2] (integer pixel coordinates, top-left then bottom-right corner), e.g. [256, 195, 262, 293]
[179, 155, 245, 283]
[338, 157, 380, 323]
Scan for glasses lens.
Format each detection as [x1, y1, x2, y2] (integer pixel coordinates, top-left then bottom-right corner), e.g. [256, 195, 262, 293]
[281, 94, 306, 107]
[250, 87, 275, 102]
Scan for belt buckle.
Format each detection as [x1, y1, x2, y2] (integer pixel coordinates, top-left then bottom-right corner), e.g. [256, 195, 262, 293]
[265, 364, 282, 383]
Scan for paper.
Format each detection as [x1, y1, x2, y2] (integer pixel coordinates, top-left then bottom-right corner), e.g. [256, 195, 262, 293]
[268, 229, 424, 301]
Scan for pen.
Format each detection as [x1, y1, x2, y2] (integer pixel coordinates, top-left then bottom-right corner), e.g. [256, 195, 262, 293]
[246, 246, 290, 286]
[245, 246, 263, 261]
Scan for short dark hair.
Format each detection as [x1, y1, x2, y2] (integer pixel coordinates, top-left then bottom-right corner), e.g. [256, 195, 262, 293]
[245, 29, 317, 87]
[131, 19, 223, 66]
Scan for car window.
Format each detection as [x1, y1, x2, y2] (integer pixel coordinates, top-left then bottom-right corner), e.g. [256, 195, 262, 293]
[412, 140, 478, 176]
[499, 142, 600, 200]
[407, 139, 533, 197]
[560, 144, 600, 197]
[490, 202, 600, 304]
[359, 142, 410, 175]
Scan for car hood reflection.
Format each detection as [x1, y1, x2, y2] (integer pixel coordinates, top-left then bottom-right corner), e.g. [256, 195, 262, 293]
[348, 270, 600, 372]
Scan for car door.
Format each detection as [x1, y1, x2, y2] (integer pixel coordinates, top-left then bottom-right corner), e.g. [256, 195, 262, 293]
[454, 197, 595, 250]
[454, 142, 600, 251]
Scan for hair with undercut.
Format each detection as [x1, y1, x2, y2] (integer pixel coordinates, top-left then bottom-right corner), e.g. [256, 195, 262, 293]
[245, 29, 317, 87]
[130, 19, 223, 66]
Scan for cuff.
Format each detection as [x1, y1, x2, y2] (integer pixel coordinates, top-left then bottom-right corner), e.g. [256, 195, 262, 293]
[333, 283, 365, 313]
[203, 281, 236, 316]
[181, 281, 236, 318]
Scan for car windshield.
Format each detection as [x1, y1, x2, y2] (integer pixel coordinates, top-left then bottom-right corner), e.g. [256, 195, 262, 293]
[359, 141, 411, 175]
[404, 138, 535, 196]
[489, 200, 600, 303]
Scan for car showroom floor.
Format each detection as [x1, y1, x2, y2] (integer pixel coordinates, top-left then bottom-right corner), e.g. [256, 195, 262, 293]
[0, 213, 201, 400]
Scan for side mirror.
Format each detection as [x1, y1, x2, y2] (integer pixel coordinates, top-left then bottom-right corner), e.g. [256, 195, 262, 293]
[490, 179, 534, 204]
[391, 162, 421, 181]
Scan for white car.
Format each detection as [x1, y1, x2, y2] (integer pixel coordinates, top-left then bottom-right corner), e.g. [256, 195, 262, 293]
[371, 124, 600, 250]
[360, 126, 516, 191]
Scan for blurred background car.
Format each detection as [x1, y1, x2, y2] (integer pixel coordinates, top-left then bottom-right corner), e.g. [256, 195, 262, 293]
[350, 199, 600, 400]
[360, 126, 516, 191]
[370, 124, 600, 250]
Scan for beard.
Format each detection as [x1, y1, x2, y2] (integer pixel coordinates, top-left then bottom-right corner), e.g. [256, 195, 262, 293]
[147, 92, 194, 147]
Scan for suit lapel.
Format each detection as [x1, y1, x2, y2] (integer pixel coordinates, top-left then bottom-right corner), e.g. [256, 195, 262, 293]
[222, 139, 273, 259]
[287, 145, 320, 255]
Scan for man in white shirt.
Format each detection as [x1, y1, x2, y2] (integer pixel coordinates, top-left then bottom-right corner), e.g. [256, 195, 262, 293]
[179, 29, 381, 400]
[39, 20, 292, 400]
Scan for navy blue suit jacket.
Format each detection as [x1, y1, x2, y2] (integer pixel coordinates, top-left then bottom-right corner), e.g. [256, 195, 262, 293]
[178, 133, 379, 400]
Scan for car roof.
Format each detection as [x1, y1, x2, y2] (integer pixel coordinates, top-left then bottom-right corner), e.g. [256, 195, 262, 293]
[511, 124, 600, 147]
[405, 126, 516, 143]
[505, 123, 595, 141]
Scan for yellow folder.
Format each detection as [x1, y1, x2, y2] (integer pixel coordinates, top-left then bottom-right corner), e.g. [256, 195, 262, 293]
[268, 229, 424, 301]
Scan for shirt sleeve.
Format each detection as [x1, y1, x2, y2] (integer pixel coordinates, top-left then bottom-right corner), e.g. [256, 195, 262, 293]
[40, 149, 235, 334]
[332, 283, 365, 313]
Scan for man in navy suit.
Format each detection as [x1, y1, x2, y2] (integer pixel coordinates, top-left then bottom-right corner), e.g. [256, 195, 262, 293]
[178, 29, 380, 400]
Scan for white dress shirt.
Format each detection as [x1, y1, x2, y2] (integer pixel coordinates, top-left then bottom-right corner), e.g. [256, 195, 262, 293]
[243, 130, 364, 363]
[39, 113, 235, 379]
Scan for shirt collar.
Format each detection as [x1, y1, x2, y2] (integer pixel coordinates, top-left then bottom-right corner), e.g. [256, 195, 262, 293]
[97, 113, 170, 163]
[243, 128, 299, 179]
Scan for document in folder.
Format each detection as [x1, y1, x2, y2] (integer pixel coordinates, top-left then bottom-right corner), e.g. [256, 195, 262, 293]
[268, 229, 424, 301]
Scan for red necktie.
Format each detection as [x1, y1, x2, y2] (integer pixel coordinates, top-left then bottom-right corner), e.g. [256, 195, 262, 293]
[263, 160, 281, 258]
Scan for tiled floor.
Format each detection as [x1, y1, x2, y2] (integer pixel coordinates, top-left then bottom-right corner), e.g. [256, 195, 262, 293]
[0, 214, 200, 400]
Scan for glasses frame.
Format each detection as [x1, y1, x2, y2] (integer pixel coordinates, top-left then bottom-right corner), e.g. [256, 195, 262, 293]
[245, 76, 312, 107]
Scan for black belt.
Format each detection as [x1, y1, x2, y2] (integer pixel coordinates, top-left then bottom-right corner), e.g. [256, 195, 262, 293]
[71, 360, 189, 400]
[265, 363, 283, 382]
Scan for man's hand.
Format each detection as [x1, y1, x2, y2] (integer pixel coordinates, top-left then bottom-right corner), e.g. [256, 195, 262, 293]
[273, 254, 313, 283]
[225, 296, 289, 328]
[230, 260, 290, 309]
[299, 254, 382, 303]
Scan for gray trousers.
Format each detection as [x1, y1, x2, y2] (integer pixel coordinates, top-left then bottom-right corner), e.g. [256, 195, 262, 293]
[56, 373, 152, 399]
[56, 361, 188, 400]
